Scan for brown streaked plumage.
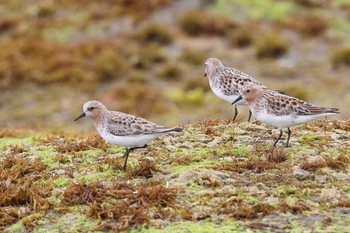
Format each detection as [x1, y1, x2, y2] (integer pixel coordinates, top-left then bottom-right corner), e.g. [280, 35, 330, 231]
[204, 57, 266, 122]
[233, 83, 340, 147]
[75, 100, 183, 170]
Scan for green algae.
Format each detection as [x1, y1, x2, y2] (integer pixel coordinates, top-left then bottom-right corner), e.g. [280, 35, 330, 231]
[35, 147, 58, 168]
[134, 219, 245, 233]
[31, 212, 100, 233]
[76, 171, 117, 182]
[231, 147, 251, 156]
[0, 137, 34, 147]
[53, 177, 72, 187]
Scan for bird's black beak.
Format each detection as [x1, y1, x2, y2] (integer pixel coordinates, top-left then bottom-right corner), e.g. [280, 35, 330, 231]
[232, 95, 242, 105]
[204, 73, 207, 77]
[74, 112, 86, 121]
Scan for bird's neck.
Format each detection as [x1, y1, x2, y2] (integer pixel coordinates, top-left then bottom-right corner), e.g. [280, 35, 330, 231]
[92, 111, 107, 128]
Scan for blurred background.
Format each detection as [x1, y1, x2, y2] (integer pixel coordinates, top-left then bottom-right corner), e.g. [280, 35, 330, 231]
[0, 0, 349, 132]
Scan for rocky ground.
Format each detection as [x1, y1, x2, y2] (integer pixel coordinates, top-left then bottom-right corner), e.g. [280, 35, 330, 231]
[1, 118, 349, 232]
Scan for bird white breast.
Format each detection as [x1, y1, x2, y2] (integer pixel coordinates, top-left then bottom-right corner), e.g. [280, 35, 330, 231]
[210, 84, 247, 105]
[99, 131, 159, 147]
[255, 111, 337, 129]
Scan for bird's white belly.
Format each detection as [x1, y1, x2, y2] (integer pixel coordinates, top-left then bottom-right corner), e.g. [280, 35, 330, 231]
[100, 133, 159, 147]
[255, 112, 336, 129]
[210, 85, 247, 105]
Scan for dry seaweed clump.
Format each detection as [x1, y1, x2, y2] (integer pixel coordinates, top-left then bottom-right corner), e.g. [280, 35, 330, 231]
[127, 159, 161, 179]
[156, 63, 183, 81]
[41, 135, 108, 153]
[133, 43, 167, 69]
[293, 0, 329, 8]
[0, 18, 18, 34]
[137, 23, 173, 45]
[300, 154, 350, 171]
[282, 14, 328, 36]
[62, 179, 178, 231]
[215, 147, 288, 173]
[1, 144, 27, 156]
[180, 49, 208, 65]
[0, 37, 128, 90]
[93, 48, 127, 81]
[113, 0, 171, 18]
[62, 182, 108, 205]
[179, 10, 235, 36]
[0, 127, 35, 138]
[305, 119, 350, 132]
[255, 31, 289, 59]
[331, 47, 350, 69]
[0, 155, 53, 228]
[228, 27, 254, 48]
[219, 198, 275, 220]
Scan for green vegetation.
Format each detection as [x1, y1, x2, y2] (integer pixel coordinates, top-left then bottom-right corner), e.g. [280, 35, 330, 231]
[1, 119, 349, 232]
[214, 0, 294, 20]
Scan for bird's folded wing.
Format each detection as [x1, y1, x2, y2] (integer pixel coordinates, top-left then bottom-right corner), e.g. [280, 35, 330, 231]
[107, 113, 167, 136]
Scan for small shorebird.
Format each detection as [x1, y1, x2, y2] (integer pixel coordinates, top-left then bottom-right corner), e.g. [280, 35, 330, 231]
[232, 83, 340, 147]
[74, 100, 183, 170]
[204, 57, 267, 122]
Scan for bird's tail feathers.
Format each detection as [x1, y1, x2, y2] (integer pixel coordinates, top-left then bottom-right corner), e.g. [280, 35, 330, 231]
[162, 127, 183, 133]
[325, 108, 340, 114]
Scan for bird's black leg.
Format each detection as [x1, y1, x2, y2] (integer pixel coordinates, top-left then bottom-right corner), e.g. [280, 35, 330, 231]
[273, 129, 283, 147]
[247, 110, 252, 122]
[122, 145, 148, 170]
[232, 105, 238, 121]
[286, 127, 291, 148]
[122, 148, 131, 170]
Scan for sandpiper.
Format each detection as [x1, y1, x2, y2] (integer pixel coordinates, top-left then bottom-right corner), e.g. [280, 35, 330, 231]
[232, 83, 339, 147]
[204, 57, 267, 122]
[74, 100, 183, 170]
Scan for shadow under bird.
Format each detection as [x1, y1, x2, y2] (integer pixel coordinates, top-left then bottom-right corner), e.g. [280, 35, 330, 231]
[204, 57, 268, 122]
[74, 100, 183, 170]
[232, 83, 340, 147]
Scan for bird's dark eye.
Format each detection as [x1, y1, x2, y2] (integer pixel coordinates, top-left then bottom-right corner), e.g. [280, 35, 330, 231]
[88, 107, 94, 111]
[246, 89, 251, 93]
